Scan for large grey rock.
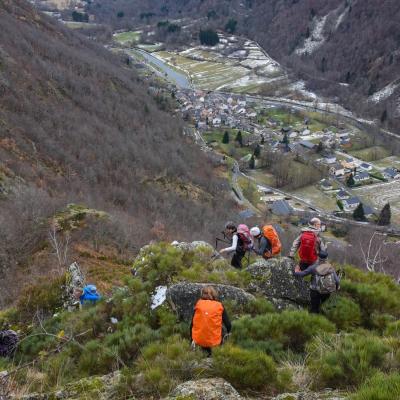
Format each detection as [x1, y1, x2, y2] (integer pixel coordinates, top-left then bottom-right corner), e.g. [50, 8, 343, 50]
[171, 240, 222, 260]
[63, 262, 85, 311]
[246, 257, 310, 306]
[272, 392, 345, 400]
[167, 282, 255, 321]
[168, 378, 243, 400]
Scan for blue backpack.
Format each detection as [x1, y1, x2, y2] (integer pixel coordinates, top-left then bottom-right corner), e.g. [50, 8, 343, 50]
[80, 285, 101, 305]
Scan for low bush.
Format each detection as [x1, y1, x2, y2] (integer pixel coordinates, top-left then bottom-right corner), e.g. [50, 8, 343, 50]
[232, 311, 335, 357]
[350, 372, 400, 400]
[307, 333, 390, 389]
[322, 296, 362, 330]
[385, 320, 400, 338]
[213, 344, 278, 390]
[133, 335, 205, 396]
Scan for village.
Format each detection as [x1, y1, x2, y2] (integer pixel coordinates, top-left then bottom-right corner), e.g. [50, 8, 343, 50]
[174, 87, 400, 223]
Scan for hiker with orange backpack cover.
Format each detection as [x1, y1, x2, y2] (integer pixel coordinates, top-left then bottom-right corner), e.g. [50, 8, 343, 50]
[220, 222, 253, 269]
[289, 217, 327, 271]
[190, 286, 231, 356]
[250, 225, 281, 259]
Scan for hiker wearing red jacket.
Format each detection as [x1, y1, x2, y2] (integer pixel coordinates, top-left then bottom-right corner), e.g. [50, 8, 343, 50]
[289, 218, 327, 271]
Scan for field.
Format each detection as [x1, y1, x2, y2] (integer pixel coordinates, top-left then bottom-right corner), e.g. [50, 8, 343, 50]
[290, 185, 339, 212]
[349, 146, 391, 162]
[203, 130, 252, 160]
[353, 180, 400, 223]
[374, 155, 400, 169]
[113, 30, 141, 44]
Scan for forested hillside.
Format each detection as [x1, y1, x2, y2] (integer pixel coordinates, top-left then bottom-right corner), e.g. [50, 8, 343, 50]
[0, 0, 233, 305]
[88, 0, 400, 132]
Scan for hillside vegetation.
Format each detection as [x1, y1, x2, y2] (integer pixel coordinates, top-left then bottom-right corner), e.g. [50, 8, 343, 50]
[0, 0, 233, 305]
[1, 242, 400, 399]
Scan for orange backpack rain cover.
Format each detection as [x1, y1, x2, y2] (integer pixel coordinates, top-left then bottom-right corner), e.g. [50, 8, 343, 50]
[192, 299, 224, 348]
[262, 225, 282, 258]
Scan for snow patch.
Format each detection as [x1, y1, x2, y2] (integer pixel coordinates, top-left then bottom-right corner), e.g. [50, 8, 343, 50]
[335, 7, 348, 30]
[151, 286, 167, 310]
[370, 82, 399, 103]
[296, 15, 327, 55]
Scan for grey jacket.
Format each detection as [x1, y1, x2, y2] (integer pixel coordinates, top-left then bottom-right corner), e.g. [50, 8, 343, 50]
[294, 261, 339, 291]
[289, 226, 327, 259]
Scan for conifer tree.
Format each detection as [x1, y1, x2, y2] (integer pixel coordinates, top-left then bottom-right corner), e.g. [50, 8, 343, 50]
[235, 131, 243, 147]
[222, 131, 230, 144]
[353, 203, 365, 221]
[346, 173, 355, 187]
[378, 203, 391, 225]
[249, 155, 255, 169]
[254, 144, 261, 157]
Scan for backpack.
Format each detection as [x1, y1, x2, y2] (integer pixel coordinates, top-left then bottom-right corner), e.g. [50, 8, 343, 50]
[315, 263, 337, 294]
[262, 225, 281, 258]
[192, 299, 224, 348]
[237, 224, 253, 251]
[298, 231, 318, 263]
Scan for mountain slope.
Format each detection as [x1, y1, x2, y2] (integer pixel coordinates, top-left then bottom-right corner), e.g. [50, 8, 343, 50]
[0, 0, 233, 305]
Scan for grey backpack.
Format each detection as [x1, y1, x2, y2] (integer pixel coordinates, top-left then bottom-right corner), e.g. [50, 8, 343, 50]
[315, 263, 337, 294]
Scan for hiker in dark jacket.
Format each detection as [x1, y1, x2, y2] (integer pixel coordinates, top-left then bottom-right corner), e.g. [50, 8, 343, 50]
[294, 251, 339, 314]
[190, 286, 231, 356]
[220, 222, 246, 269]
[289, 217, 327, 270]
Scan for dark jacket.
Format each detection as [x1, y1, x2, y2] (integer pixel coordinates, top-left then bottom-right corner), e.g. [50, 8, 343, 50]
[253, 236, 271, 256]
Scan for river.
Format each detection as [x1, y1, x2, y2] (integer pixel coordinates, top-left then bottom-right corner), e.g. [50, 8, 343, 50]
[134, 49, 192, 89]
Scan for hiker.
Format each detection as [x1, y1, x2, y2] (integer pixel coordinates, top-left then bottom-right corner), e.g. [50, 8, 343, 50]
[250, 225, 281, 259]
[219, 222, 253, 269]
[79, 284, 101, 305]
[0, 330, 18, 358]
[294, 251, 340, 313]
[190, 286, 231, 356]
[289, 217, 327, 270]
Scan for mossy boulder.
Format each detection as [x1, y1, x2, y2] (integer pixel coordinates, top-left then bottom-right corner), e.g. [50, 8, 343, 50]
[246, 257, 310, 307]
[17, 372, 119, 400]
[168, 378, 242, 400]
[167, 282, 255, 321]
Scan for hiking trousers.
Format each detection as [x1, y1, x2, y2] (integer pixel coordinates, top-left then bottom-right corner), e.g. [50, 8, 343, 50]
[310, 289, 330, 314]
[231, 250, 246, 269]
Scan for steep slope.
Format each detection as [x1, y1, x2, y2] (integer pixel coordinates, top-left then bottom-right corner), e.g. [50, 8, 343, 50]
[0, 0, 233, 305]
[87, 0, 400, 132]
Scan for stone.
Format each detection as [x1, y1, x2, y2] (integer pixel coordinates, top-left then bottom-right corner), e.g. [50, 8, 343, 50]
[63, 262, 85, 311]
[167, 282, 255, 321]
[246, 257, 310, 307]
[271, 392, 345, 400]
[171, 240, 222, 260]
[168, 378, 243, 400]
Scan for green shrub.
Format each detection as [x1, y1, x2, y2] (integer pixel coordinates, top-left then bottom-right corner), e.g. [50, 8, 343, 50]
[213, 344, 278, 390]
[322, 296, 362, 330]
[232, 311, 335, 357]
[385, 321, 400, 338]
[133, 335, 205, 396]
[350, 372, 400, 400]
[15, 275, 65, 323]
[223, 297, 275, 319]
[307, 333, 390, 389]
[370, 313, 396, 334]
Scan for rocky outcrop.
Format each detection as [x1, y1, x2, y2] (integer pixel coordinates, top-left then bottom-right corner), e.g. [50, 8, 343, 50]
[15, 372, 119, 400]
[63, 262, 85, 311]
[168, 378, 243, 400]
[246, 257, 310, 307]
[171, 240, 222, 260]
[271, 392, 345, 400]
[167, 282, 255, 321]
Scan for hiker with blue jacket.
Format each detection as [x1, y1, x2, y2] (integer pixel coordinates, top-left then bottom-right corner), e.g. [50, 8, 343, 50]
[293, 251, 339, 313]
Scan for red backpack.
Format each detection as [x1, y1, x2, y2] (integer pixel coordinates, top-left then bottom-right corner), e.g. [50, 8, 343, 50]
[298, 231, 318, 263]
[237, 224, 253, 251]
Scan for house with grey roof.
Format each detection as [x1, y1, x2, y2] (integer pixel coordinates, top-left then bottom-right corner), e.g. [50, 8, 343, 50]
[342, 196, 361, 211]
[299, 140, 316, 150]
[383, 167, 400, 180]
[270, 200, 293, 216]
[353, 172, 370, 183]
